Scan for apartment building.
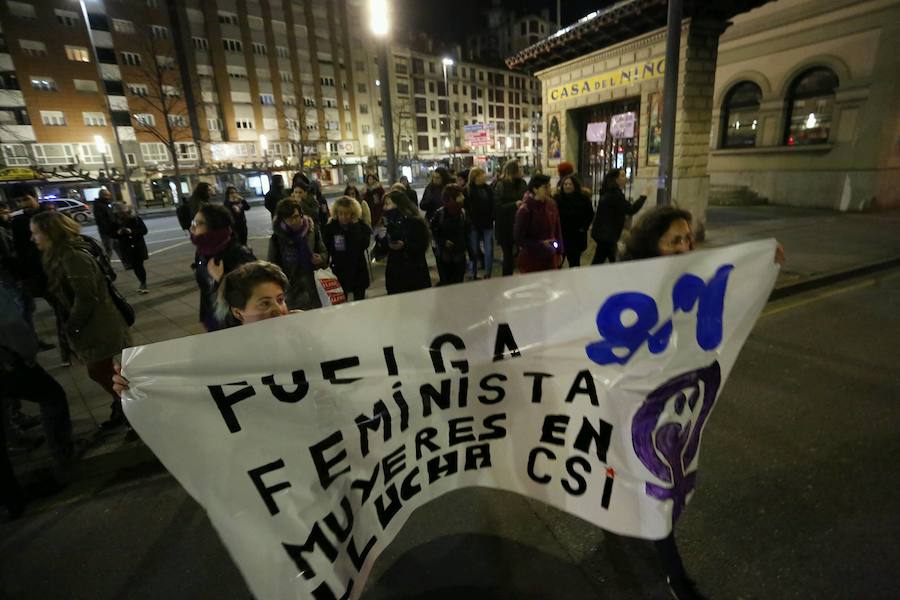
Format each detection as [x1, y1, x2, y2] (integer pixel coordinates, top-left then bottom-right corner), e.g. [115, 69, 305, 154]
[0, 0, 542, 202]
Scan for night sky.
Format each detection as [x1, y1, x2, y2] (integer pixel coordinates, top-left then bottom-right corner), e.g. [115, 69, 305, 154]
[398, 0, 609, 45]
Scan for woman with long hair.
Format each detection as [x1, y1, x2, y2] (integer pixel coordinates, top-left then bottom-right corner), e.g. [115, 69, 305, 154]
[323, 196, 372, 301]
[590, 168, 650, 264]
[264, 174, 287, 218]
[555, 174, 594, 267]
[344, 184, 372, 226]
[419, 167, 450, 222]
[190, 204, 256, 331]
[112, 202, 150, 293]
[493, 159, 528, 276]
[375, 190, 431, 294]
[30, 211, 132, 431]
[187, 181, 213, 218]
[223, 185, 251, 245]
[362, 173, 386, 227]
[268, 197, 328, 310]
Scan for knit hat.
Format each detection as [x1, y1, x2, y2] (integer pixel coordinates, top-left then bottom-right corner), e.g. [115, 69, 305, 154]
[557, 162, 575, 178]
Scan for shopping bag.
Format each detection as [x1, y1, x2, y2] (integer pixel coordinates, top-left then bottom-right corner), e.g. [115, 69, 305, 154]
[314, 268, 347, 306]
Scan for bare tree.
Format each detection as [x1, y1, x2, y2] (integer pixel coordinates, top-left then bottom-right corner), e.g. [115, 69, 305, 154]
[287, 99, 314, 170]
[128, 29, 205, 196]
[392, 97, 414, 162]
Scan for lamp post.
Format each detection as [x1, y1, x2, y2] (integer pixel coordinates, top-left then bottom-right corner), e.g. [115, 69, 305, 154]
[259, 134, 269, 169]
[367, 132, 377, 176]
[94, 134, 109, 181]
[441, 57, 454, 95]
[369, 0, 397, 184]
[505, 135, 513, 160]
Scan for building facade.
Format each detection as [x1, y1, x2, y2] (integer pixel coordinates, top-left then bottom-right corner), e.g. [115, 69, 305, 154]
[508, 0, 899, 222]
[0, 0, 542, 205]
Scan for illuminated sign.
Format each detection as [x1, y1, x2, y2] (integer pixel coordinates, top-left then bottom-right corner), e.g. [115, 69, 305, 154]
[548, 57, 665, 103]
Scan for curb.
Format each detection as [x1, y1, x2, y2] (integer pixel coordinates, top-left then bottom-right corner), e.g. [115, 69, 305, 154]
[770, 256, 900, 301]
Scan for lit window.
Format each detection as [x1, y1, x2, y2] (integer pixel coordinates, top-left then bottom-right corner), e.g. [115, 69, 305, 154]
[721, 81, 762, 148]
[30, 77, 57, 91]
[127, 83, 149, 96]
[133, 113, 156, 127]
[65, 46, 91, 63]
[32, 143, 77, 165]
[141, 142, 168, 163]
[784, 68, 838, 146]
[259, 94, 276, 106]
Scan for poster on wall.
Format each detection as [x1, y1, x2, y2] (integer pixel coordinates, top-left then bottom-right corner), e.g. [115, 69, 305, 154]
[586, 122, 607, 143]
[647, 93, 663, 166]
[610, 112, 636, 138]
[548, 114, 561, 159]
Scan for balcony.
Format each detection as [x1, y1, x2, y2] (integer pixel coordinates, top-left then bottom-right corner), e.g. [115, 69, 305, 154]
[99, 64, 121, 81]
[117, 126, 136, 141]
[108, 95, 129, 111]
[0, 90, 25, 107]
[0, 53, 13, 71]
[0, 125, 35, 143]
[92, 31, 114, 49]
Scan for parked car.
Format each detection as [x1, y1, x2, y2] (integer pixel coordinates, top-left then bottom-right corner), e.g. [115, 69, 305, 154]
[9, 197, 93, 222]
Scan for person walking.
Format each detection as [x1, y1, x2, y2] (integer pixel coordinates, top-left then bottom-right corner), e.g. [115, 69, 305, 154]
[419, 167, 450, 222]
[30, 211, 132, 433]
[223, 185, 251, 245]
[513, 173, 564, 274]
[289, 177, 323, 224]
[190, 204, 256, 331]
[362, 173, 386, 229]
[398, 176, 418, 207]
[112, 203, 149, 293]
[590, 168, 650, 264]
[268, 197, 328, 310]
[323, 196, 372, 301]
[555, 174, 594, 267]
[465, 168, 495, 279]
[493, 160, 529, 276]
[430, 184, 469, 286]
[375, 190, 431, 295]
[264, 174, 288, 219]
[293, 172, 329, 227]
[92, 188, 117, 256]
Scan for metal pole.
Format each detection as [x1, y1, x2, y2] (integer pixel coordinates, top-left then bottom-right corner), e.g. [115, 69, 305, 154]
[656, 0, 682, 206]
[377, 42, 397, 184]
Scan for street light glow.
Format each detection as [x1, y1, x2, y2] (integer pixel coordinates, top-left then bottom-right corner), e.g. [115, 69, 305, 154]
[442, 57, 454, 67]
[259, 135, 269, 152]
[94, 134, 106, 154]
[505, 136, 513, 149]
[444, 138, 450, 149]
[367, 133, 375, 149]
[369, 0, 389, 36]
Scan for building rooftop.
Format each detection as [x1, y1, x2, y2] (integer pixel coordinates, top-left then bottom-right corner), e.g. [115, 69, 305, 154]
[505, 0, 773, 72]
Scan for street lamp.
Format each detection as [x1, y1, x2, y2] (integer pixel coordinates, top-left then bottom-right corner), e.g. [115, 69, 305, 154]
[505, 135, 513, 155]
[94, 134, 109, 180]
[369, 0, 397, 184]
[441, 57, 454, 96]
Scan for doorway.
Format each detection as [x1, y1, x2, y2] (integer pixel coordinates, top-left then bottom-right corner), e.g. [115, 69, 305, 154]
[573, 98, 641, 205]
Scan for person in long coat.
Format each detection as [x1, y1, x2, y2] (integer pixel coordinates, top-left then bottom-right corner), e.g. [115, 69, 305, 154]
[555, 174, 594, 267]
[590, 168, 650, 264]
[113, 203, 149, 292]
[513, 174, 564, 273]
[323, 196, 372, 301]
[30, 211, 132, 431]
[223, 185, 251, 245]
[493, 160, 528, 276]
[268, 197, 329, 310]
[375, 190, 431, 294]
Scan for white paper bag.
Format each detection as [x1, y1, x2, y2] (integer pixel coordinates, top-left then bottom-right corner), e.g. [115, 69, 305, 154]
[314, 268, 346, 306]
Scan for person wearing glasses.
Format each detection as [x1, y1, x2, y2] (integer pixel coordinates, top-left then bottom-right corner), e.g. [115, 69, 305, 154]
[268, 197, 328, 310]
[190, 204, 255, 331]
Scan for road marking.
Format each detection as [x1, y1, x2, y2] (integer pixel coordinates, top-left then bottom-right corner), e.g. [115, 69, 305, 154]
[148, 240, 191, 256]
[147, 236, 190, 245]
[763, 270, 900, 318]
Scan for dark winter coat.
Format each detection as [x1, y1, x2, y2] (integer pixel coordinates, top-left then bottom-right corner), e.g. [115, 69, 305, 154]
[430, 208, 470, 264]
[403, 185, 418, 207]
[264, 187, 288, 217]
[10, 203, 53, 295]
[493, 178, 528, 246]
[591, 188, 646, 244]
[224, 195, 251, 243]
[43, 237, 131, 363]
[514, 194, 564, 273]
[419, 184, 445, 222]
[465, 184, 495, 231]
[194, 237, 256, 330]
[113, 215, 149, 268]
[363, 185, 386, 227]
[92, 200, 116, 237]
[375, 214, 431, 294]
[267, 219, 329, 311]
[323, 219, 372, 294]
[556, 189, 594, 254]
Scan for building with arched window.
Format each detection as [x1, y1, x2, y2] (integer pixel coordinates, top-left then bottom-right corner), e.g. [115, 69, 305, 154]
[509, 0, 899, 221]
[708, 0, 899, 210]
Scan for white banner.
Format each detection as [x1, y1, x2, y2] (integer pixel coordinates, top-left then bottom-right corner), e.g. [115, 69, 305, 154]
[122, 241, 778, 600]
[610, 111, 636, 138]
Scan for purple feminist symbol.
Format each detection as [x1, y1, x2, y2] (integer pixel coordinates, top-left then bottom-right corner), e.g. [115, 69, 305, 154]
[631, 361, 722, 522]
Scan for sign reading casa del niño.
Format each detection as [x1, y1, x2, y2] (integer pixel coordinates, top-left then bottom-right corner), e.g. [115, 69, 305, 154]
[547, 57, 666, 103]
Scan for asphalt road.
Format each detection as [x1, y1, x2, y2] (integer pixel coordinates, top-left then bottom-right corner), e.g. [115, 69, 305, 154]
[1, 270, 898, 600]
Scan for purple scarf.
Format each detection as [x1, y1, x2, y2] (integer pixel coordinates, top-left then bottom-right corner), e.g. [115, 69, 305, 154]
[191, 229, 232, 258]
[280, 219, 314, 271]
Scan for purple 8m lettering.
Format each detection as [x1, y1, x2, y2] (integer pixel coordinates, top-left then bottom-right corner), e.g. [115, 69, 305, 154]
[585, 264, 734, 366]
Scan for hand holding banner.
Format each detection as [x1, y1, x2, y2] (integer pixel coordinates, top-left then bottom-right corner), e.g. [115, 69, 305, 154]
[122, 240, 778, 599]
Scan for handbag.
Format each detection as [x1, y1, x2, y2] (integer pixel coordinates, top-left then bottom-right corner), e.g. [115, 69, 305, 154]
[314, 268, 347, 306]
[79, 244, 136, 326]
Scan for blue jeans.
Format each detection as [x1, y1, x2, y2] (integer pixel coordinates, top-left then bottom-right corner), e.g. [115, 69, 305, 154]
[469, 228, 494, 278]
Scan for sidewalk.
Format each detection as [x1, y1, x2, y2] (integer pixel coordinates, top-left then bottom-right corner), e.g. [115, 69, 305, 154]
[10, 205, 900, 489]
